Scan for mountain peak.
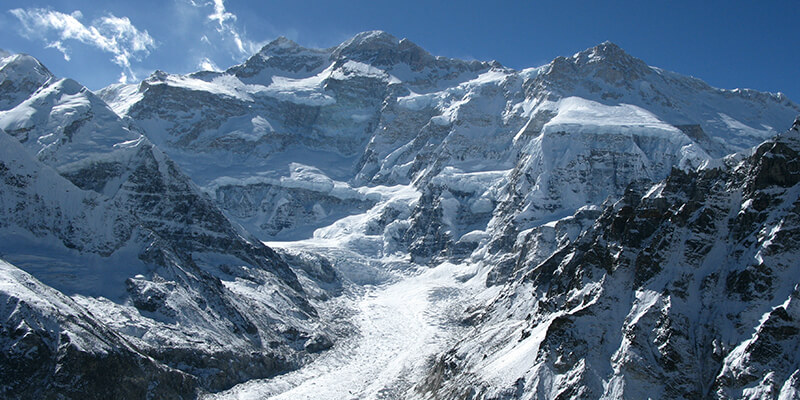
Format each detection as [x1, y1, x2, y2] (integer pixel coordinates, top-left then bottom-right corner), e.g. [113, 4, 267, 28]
[0, 53, 55, 110]
[145, 69, 169, 82]
[596, 40, 623, 52]
[271, 36, 299, 47]
[0, 53, 54, 79]
[258, 36, 303, 56]
[333, 30, 400, 57]
[230, 36, 330, 81]
[340, 30, 398, 48]
[542, 41, 651, 85]
[332, 30, 434, 69]
[574, 41, 640, 66]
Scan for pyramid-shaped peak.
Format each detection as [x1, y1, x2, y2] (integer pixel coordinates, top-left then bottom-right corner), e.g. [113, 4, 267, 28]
[564, 41, 651, 78]
[145, 69, 170, 82]
[540, 41, 654, 87]
[340, 30, 399, 49]
[0, 53, 55, 93]
[262, 36, 300, 51]
[0, 52, 55, 110]
[575, 41, 639, 64]
[0, 53, 54, 78]
[596, 41, 623, 52]
[332, 30, 434, 68]
[252, 35, 332, 59]
[271, 36, 298, 46]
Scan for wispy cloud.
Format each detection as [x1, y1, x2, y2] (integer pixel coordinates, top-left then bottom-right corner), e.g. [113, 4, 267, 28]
[186, 0, 262, 58]
[9, 8, 156, 83]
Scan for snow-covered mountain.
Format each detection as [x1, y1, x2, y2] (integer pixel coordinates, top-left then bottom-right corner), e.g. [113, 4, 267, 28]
[420, 120, 800, 400]
[2, 31, 800, 399]
[0, 258, 196, 398]
[98, 32, 798, 260]
[0, 51, 336, 396]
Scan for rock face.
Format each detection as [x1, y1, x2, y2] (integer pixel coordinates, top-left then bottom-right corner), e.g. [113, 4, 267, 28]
[2, 32, 800, 399]
[419, 128, 800, 400]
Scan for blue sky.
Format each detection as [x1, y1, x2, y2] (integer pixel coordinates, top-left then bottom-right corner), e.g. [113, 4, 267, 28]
[2, 0, 798, 103]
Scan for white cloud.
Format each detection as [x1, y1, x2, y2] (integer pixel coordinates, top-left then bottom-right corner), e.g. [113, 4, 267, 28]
[209, 0, 236, 30]
[45, 41, 70, 61]
[9, 8, 156, 83]
[189, 0, 261, 57]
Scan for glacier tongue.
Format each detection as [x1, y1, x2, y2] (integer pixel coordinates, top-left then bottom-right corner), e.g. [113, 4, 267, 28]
[205, 257, 484, 400]
[205, 180, 498, 399]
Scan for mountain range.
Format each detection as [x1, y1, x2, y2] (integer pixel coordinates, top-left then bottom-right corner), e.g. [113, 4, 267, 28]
[1, 31, 799, 399]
